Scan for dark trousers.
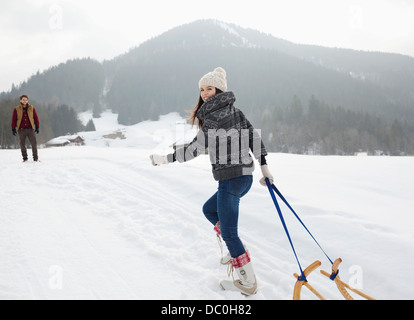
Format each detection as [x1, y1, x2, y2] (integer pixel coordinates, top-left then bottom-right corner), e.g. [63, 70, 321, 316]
[18, 129, 38, 161]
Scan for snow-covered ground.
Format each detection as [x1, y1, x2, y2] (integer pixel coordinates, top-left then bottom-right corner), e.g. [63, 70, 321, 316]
[1, 111, 413, 300]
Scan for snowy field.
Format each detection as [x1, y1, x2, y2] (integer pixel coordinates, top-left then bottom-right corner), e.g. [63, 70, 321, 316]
[1, 111, 413, 300]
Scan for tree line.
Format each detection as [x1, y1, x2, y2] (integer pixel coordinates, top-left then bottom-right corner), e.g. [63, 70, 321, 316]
[258, 95, 414, 156]
[1, 94, 413, 155]
[0, 98, 95, 149]
[3, 58, 106, 111]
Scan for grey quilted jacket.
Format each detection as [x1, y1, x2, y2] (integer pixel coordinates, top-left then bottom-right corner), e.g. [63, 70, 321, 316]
[167, 91, 267, 181]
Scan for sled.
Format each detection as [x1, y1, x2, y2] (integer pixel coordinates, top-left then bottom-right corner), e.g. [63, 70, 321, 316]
[265, 180, 375, 300]
[293, 260, 326, 300]
[320, 258, 375, 300]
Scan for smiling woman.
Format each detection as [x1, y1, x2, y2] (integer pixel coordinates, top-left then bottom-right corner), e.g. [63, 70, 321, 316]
[188, 67, 227, 129]
[149, 67, 274, 296]
[200, 86, 217, 102]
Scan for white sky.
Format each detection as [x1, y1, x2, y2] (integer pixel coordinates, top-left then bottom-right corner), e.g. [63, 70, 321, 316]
[1, 0, 414, 93]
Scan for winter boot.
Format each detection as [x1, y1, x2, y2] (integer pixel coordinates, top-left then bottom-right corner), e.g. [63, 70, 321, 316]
[219, 251, 258, 296]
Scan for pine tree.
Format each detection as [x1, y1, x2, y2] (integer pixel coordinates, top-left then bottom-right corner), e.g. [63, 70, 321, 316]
[85, 119, 96, 132]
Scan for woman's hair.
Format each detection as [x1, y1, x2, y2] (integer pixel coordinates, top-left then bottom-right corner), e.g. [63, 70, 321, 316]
[187, 88, 223, 129]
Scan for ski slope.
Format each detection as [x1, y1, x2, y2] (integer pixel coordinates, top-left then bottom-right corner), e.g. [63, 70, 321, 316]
[1, 111, 413, 300]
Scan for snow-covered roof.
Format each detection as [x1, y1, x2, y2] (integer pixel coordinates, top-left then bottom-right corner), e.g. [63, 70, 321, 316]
[46, 137, 70, 145]
[46, 135, 84, 145]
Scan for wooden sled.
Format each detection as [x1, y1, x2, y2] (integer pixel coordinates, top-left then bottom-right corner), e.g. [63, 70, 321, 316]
[292, 258, 375, 300]
[293, 260, 326, 300]
[320, 258, 375, 300]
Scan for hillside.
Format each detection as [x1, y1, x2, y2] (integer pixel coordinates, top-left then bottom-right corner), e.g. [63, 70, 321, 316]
[2, 19, 414, 155]
[104, 20, 414, 124]
[1, 112, 414, 300]
[2, 58, 105, 111]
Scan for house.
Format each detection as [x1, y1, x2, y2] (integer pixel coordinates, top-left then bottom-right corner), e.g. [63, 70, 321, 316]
[46, 135, 85, 148]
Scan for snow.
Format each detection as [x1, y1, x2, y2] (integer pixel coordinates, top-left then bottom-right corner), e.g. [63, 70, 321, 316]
[76, 110, 197, 150]
[45, 137, 71, 146]
[214, 20, 258, 49]
[1, 111, 413, 300]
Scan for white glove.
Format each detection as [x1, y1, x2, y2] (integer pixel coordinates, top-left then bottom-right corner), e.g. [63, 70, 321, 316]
[259, 164, 274, 186]
[150, 154, 169, 166]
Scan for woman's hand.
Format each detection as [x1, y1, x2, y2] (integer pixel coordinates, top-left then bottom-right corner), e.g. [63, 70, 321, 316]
[150, 154, 169, 166]
[259, 164, 274, 186]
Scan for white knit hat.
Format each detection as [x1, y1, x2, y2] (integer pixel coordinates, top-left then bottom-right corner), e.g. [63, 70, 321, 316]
[198, 67, 227, 92]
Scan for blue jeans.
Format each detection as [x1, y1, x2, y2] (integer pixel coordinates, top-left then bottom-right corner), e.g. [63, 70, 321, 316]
[202, 175, 253, 258]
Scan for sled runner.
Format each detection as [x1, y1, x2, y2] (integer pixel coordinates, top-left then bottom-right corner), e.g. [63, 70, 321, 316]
[320, 258, 375, 300]
[265, 179, 375, 300]
[293, 260, 325, 300]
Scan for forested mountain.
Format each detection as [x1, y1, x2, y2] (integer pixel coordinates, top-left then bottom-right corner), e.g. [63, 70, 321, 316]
[104, 20, 414, 124]
[1, 58, 105, 111]
[1, 19, 414, 155]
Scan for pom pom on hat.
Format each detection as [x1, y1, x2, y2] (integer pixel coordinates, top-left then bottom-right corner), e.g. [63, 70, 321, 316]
[199, 67, 227, 92]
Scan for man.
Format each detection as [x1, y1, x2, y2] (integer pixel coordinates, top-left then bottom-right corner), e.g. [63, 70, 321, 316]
[11, 95, 40, 162]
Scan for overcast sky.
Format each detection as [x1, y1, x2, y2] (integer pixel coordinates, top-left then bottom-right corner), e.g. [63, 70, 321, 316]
[1, 0, 414, 93]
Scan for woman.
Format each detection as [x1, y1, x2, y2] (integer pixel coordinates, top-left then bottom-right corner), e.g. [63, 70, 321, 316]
[150, 67, 273, 295]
